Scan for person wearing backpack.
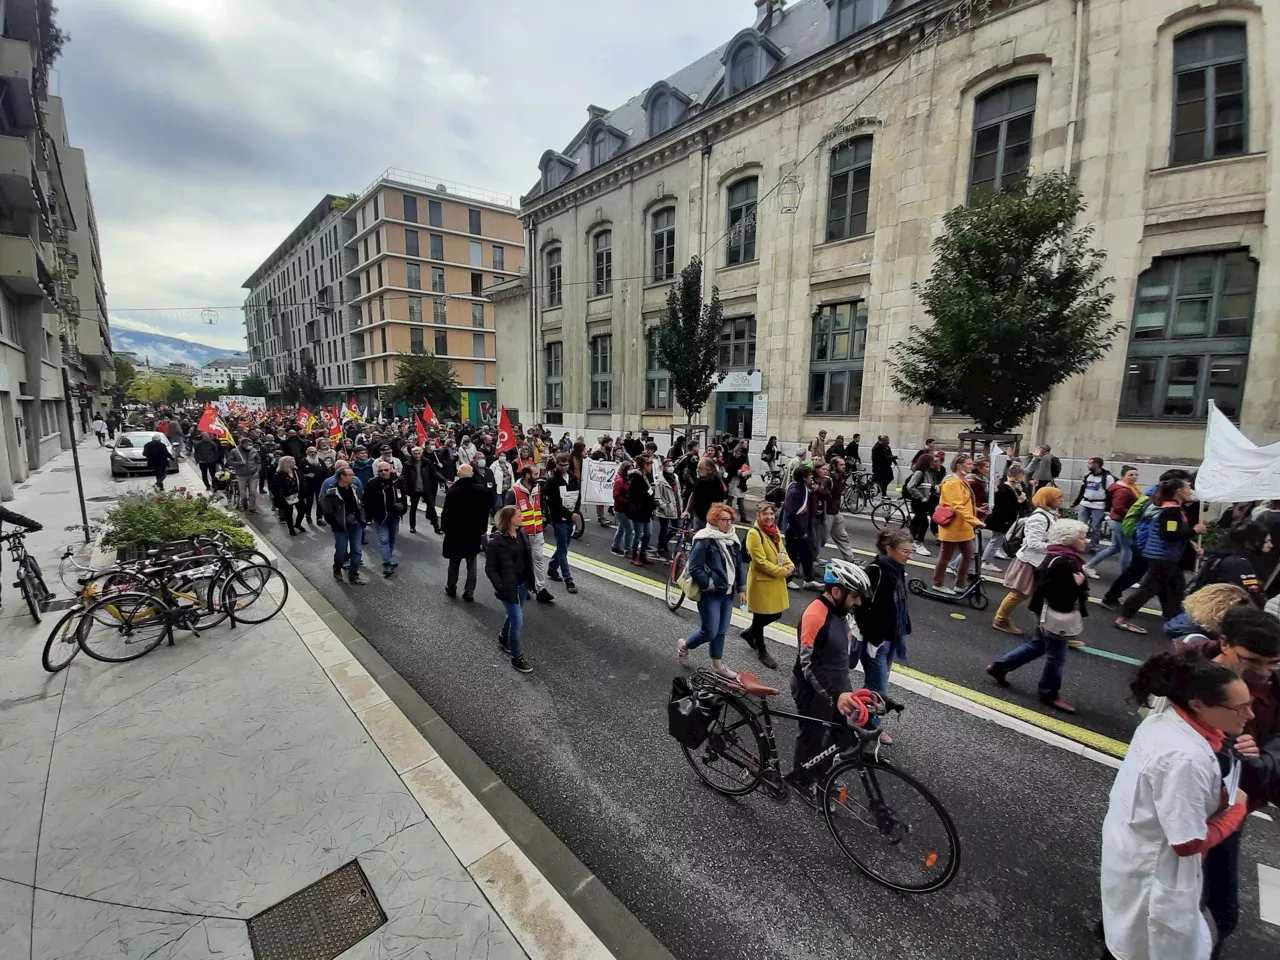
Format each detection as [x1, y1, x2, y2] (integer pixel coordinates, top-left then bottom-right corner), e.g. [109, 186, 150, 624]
[1083, 466, 1140, 580]
[1114, 476, 1206, 633]
[1100, 468, 1194, 610]
[1183, 524, 1266, 607]
[610, 465, 634, 557]
[903, 451, 937, 556]
[854, 529, 914, 743]
[992, 486, 1061, 634]
[981, 462, 1028, 571]
[1025, 443, 1060, 491]
[1071, 457, 1115, 555]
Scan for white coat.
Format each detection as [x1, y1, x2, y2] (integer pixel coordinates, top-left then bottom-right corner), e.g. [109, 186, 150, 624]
[1100, 707, 1228, 960]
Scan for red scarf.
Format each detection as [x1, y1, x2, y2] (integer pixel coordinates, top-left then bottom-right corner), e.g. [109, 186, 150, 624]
[756, 520, 779, 547]
[1173, 704, 1225, 752]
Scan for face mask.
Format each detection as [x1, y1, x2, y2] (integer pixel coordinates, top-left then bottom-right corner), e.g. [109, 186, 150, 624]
[476, 459, 487, 468]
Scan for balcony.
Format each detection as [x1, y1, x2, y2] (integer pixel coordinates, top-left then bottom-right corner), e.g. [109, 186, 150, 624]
[4, 1, 39, 44]
[0, 38, 36, 128]
[0, 134, 36, 211]
[0, 232, 48, 298]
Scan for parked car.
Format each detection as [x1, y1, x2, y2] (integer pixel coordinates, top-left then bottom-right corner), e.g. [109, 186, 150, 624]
[110, 432, 178, 478]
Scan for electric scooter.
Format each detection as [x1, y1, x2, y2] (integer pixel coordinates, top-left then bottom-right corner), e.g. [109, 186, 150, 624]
[907, 532, 990, 610]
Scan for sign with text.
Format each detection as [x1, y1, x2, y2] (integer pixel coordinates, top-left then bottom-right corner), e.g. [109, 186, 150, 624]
[582, 459, 619, 506]
[751, 393, 769, 439]
[217, 395, 265, 412]
[714, 369, 762, 393]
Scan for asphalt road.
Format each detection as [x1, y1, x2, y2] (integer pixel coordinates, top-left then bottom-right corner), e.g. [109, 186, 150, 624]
[238, 496, 1280, 960]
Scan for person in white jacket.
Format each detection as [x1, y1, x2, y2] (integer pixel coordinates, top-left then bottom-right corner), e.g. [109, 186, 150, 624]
[1100, 650, 1252, 960]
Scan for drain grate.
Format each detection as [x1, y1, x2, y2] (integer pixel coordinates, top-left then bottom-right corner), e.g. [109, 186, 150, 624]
[247, 860, 384, 960]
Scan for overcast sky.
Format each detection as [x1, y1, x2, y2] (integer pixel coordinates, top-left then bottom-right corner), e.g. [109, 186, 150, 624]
[55, 0, 753, 351]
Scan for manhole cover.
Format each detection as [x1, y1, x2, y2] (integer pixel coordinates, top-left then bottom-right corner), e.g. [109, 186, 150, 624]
[247, 861, 384, 960]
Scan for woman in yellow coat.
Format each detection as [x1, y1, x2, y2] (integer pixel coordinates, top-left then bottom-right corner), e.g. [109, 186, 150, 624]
[931, 453, 983, 593]
[741, 502, 793, 670]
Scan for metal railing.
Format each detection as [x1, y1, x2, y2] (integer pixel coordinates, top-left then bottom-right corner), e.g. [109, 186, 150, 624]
[351, 167, 514, 210]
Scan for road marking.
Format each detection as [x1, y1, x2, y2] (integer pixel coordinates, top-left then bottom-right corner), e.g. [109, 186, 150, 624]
[1259, 864, 1280, 926]
[555, 546, 1128, 764]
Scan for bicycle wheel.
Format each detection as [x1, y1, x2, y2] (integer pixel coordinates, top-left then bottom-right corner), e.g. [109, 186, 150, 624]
[823, 758, 961, 893]
[27, 555, 50, 599]
[174, 571, 231, 630]
[233, 548, 274, 569]
[76, 591, 172, 663]
[42, 605, 83, 672]
[682, 695, 767, 796]
[20, 569, 42, 622]
[870, 500, 909, 532]
[665, 550, 686, 612]
[221, 564, 288, 624]
[841, 485, 859, 515]
[572, 514, 585, 539]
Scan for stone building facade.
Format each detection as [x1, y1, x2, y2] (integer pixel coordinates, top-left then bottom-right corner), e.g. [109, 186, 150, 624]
[499, 0, 1278, 465]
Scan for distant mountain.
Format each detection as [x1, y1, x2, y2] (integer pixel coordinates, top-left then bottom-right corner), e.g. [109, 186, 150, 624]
[112, 329, 248, 368]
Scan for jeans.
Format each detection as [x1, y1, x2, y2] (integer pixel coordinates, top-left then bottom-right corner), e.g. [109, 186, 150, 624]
[611, 514, 635, 554]
[685, 591, 735, 660]
[1089, 519, 1130, 572]
[550, 521, 574, 582]
[1120, 558, 1185, 620]
[235, 475, 256, 509]
[500, 585, 528, 656]
[332, 523, 363, 577]
[1203, 827, 1241, 944]
[859, 640, 892, 729]
[1079, 504, 1106, 550]
[657, 517, 675, 555]
[374, 516, 399, 567]
[447, 554, 478, 598]
[785, 533, 815, 582]
[992, 626, 1067, 697]
[631, 517, 651, 556]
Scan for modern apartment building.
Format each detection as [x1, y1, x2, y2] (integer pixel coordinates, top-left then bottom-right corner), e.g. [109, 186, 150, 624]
[194, 357, 250, 390]
[0, 0, 110, 500]
[498, 0, 1279, 465]
[244, 170, 524, 421]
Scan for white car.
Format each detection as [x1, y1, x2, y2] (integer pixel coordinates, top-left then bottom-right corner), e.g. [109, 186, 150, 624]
[110, 432, 179, 478]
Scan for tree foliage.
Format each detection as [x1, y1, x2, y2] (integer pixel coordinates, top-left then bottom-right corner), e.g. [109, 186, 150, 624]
[298, 358, 323, 406]
[225, 376, 238, 393]
[889, 172, 1118, 433]
[166, 378, 192, 405]
[194, 386, 222, 403]
[240, 373, 268, 397]
[389, 353, 460, 415]
[127, 375, 191, 404]
[111, 355, 135, 400]
[656, 257, 723, 423]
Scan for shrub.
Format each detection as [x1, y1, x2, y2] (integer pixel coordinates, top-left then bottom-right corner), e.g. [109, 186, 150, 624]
[101, 487, 255, 551]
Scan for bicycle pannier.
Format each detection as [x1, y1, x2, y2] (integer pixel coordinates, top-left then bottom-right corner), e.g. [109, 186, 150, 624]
[667, 677, 723, 748]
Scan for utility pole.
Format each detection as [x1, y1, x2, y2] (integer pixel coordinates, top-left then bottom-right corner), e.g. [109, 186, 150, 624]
[60, 367, 91, 544]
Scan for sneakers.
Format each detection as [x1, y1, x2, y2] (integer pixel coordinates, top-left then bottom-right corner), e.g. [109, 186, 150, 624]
[995, 549, 1010, 560]
[536, 588, 556, 604]
[382, 565, 394, 578]
[803, 580, 824, 591]
[676, 638, 689, 662]
[784, 772, 820, 809]
[565, 581, 578, 594]
[1081, 566, 1100, 580]
[914, 544, 930, 557]
[511, 654, 533, 674]
[786, 580, 801, 591]
[610, 548, 627, 557]
[932, 585, 956, 595]
[547, 572, 563, 582]
[981, 562, 1002, 573]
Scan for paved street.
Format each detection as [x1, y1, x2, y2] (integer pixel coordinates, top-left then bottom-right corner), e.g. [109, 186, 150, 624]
[242, 492, 1280, 960]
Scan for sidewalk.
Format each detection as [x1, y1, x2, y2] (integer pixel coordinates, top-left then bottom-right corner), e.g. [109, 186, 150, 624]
[1, 441, 614, 960]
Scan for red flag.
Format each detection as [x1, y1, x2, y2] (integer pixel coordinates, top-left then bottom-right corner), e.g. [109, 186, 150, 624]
[414, 413, 427, 448]
[196, 403, 233, 445]
[496, 407, 516, 454]
[296, 406, 311, 429]
[421, 398, 439, 427]
[328, 408, 342, 444]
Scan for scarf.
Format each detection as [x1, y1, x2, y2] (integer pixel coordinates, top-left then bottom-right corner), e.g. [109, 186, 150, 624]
[693, 525, 739, 589]
[1173, 704, 1225, 753]
[755, 519, 779, 546]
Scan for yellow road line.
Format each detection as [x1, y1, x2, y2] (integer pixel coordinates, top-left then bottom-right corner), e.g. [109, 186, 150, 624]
[556, 543, 1130, 760]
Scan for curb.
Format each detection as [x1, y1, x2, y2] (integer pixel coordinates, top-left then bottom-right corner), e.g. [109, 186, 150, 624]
[181, 462, 667, 960]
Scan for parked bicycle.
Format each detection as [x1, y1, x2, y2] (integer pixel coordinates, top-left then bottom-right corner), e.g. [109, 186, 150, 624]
[3, 528, 53, 623]
[670, 668, 960, 893]
[664, 519, 696, 612]
[842, 470, 882, 515]
[870, 496, 912, 532]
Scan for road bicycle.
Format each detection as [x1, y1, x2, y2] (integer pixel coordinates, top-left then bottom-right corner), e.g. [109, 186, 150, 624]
[841, 471, 882, 515]
[870, 496, 912, 532]
[2, 528, 53, 623]
[675, 668, 960, 893]
[664, 519, 696, 612]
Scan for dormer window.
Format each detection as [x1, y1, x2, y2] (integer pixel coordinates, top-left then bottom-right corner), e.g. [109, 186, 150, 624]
[590, 129, 609, 167]
[539, 150, 576, 193]
[644, 82, 691, 138]
[729, 45, 756, 94]
[721, 30, 783, 98]
[828, 0, 889, 41]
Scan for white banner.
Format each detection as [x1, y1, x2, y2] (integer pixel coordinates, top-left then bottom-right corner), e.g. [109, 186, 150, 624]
[217, 395, 265, 412]
[1195, 400, 1280, 502]
[581, 459, 619, 506]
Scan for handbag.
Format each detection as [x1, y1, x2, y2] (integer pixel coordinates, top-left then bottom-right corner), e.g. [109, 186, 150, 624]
[932, 504, 956, 526]
[1040, 605, 1083, 637]
[678, 569, 702, 602]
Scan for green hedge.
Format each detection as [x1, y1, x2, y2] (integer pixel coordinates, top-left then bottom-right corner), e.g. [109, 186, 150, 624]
[102, 487, 255, 551]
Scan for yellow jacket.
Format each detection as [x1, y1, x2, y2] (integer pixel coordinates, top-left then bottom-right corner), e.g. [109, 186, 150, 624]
[936, 474, 980, 542]
[745, 526, 792, 615]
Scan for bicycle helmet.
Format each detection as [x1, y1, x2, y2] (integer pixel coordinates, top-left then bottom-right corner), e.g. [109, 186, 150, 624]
[823, 559, 872, 597]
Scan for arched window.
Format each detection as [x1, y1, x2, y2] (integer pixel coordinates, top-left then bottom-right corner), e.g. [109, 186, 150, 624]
[652, 207, 676, 281]
[725, 178, 757, 266]
[590, 130, 609, 167]
[826, 137, 873, 242]
[1172, 25, 1247, 165]
[544, 247, 562, 308]
[649, 94, 671, 136]
[728, 44, 756, 95]
[969, 78, 1037, 200]
[592, 230, 612, 296]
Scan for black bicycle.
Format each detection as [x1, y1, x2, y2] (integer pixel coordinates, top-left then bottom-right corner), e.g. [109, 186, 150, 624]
[664, 519, 696, 611]
[673, 669, 960, 893]
[842, 470, 881, 514]
[2, 528, 52, 622]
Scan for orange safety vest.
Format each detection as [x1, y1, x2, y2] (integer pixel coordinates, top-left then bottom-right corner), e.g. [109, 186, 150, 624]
[512, 483, 544, 534]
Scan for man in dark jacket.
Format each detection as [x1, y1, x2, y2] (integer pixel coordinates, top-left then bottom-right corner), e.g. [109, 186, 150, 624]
[401, 446, 442, 534]
[441, 463, 489, 601]
[364, 459, 406, 577]
[870, 436, 897, 497]
[542, 455, 580, 594]
[320, 466, 367, 585]
[485, 505, 538, 673]
[1180, 606, 1280, 951]
[280, 428, 308, 463]
[191, 432, 223, 490]
[142, 433, 174, 489]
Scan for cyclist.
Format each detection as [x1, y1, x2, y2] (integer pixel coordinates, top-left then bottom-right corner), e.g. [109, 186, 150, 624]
[0, 504, 43, 608]
[786, 559, 873, 805]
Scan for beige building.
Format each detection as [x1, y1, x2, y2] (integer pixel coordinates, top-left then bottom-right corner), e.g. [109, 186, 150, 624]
[245, 171, 525, 422]
[0, 0, 112, 499]
[497, 0, 1278, 467]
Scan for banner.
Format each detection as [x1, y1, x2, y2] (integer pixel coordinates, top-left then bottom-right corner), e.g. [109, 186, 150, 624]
[581, 459, 619, 506]
[217, 395, 264, 413]
[1195, 400, 1280, 502]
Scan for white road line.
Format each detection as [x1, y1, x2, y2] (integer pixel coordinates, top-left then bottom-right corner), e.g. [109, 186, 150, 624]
[1258, 863, 1280, 927]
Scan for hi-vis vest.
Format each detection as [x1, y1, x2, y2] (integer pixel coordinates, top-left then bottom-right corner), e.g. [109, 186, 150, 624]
[513, 483, 544, 534]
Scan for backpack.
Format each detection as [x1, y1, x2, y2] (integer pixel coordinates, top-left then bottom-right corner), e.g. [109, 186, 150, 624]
[1185, 553, 1224, 597]
[1122, 495, 1150, 539]
[1003, 516, 1029, 556]
[1050, 456, 1062, 478]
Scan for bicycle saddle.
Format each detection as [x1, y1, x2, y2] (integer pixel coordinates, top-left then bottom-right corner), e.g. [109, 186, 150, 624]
[733, 671, 779, 697]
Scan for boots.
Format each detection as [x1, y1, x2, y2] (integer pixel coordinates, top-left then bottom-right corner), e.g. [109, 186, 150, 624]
[992, 592, 1024, 635]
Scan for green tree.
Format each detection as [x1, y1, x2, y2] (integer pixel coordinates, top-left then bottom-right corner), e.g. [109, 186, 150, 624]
[166, 378, 193, 405]
[389, 353, 460, 416]
[280, 366, 302, 404]
[111, 354, 136, 401]
[225, 376, 238, 393]
[240, 373, 268, 397]
[300, 357, 324, 406]
[656, 256, 723, 423]
[194, 386, 222, 403]
[889, 172, 1118, 434]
